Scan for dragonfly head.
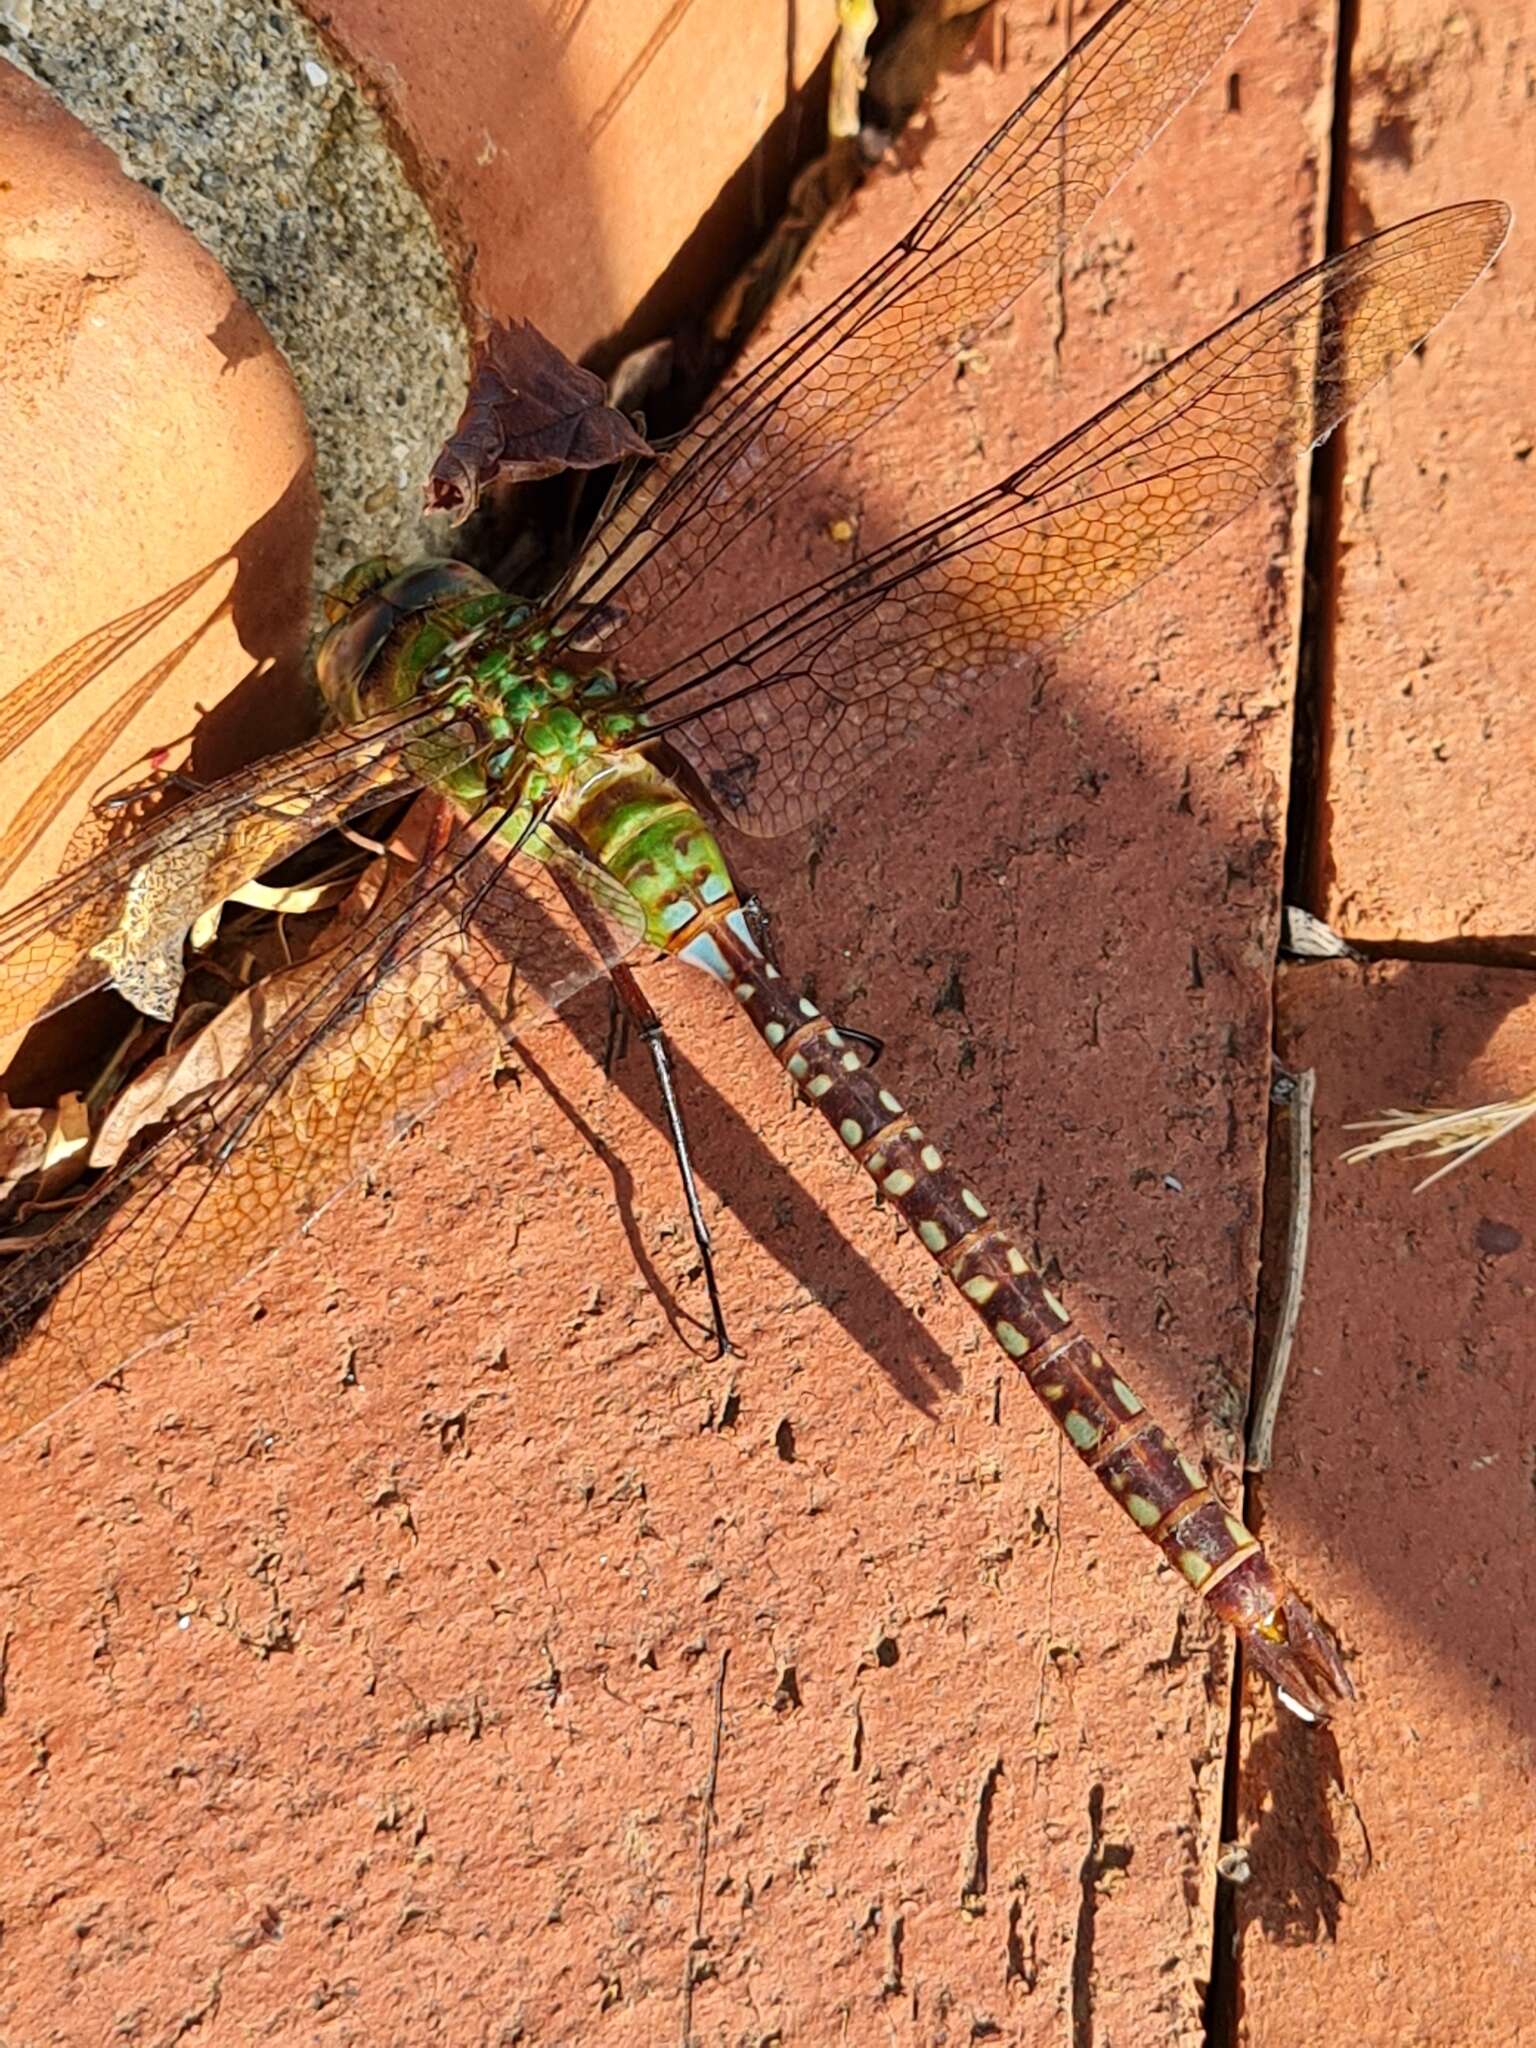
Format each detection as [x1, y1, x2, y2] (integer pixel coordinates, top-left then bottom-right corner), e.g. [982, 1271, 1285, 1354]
[322, 554, 404, 624]
[314, 557, 520, 723]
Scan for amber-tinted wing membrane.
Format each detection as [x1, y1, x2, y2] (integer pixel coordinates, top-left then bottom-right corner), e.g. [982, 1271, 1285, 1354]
[0, 805, 643, 1444]
[637, 203, 1508, 836]
[555, 0, 1257, 658]
[0, 702, 475, 1042]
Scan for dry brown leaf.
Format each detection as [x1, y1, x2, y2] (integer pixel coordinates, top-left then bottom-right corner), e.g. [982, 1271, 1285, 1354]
[89, 986, 278, 1169]
[226, 876, 353, 917]
[91, 856, 395, 1170]
[0, 1091, 93, 1208]
[0, 1096, 54, 1201]
[425, 319, 654, 524]
[36, 1093, 92, 1202]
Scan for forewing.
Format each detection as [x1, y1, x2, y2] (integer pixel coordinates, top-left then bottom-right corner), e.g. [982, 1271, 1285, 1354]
[0, 702, 474, 1040]
[639, 204, 1508, 835]
[557, 0, 1257, 657]
[0, 804, 643, 1444]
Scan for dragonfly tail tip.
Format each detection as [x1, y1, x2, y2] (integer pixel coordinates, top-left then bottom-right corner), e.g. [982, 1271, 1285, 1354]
[1246, 1593, 1355, 1722]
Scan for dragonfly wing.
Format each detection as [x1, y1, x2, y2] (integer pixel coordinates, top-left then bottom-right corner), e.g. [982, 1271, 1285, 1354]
[0, 702, 475, 1040]
[557, 0, 1258, 660]
[0, 805, 643, 1444]
[392, 794, 646, 1003]
[479, 819, 647, 995]
[640, 204, 1508, 836]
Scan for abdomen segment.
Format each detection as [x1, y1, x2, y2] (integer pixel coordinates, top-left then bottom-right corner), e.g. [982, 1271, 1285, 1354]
[679, 912, 1353, 1720]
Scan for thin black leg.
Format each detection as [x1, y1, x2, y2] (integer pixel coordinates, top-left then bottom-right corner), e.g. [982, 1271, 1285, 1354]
[609, 963, 731, 1359]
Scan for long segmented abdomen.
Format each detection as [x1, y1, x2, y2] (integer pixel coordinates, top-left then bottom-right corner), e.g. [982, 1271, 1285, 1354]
[679, 912, 1352, 1720]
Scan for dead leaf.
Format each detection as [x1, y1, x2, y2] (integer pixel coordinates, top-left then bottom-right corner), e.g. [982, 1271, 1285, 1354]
[90, 857, 394, 1170]
[0, 1091, 93, 1207]
[37, 1093, 92, 1201]
[227, 876, 352, 918]
[90, 981, 291, 1168]
[605, 336, 674, 421]
[425, 319, 654, 524]
[0, 1096, 54, 1200]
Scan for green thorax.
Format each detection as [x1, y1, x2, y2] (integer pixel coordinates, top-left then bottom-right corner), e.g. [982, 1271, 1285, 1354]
[315, 556, 740, 951]
[316, 556, 644, 803]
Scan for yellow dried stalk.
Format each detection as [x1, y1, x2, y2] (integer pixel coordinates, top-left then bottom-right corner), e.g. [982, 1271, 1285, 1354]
[1341, 1087, 1536, 1190]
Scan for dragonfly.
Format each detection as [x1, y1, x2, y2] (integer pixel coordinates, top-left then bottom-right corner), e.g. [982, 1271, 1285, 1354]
[0, 0, 1507, 1723]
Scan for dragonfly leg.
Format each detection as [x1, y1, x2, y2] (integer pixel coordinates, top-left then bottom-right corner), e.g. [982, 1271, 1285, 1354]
[829, 1021, 885, 1064]
[608, 963, 732, 1360]
[96, 762, 204, 813]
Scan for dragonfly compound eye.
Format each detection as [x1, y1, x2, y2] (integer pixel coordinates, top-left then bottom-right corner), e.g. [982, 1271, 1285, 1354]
[315, 557, 504, 719]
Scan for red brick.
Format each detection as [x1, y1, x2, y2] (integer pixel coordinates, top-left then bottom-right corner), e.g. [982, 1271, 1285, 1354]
[0, 4, 1347, 2040]
[313, 0, 840, 355]
[1239, 959, 1536, 2044]
[1317, 0, 1532, 942]
[0, 65, 316, 918]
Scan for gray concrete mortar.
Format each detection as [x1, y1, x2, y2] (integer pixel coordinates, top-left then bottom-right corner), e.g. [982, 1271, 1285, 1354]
[3, 0, 468, 591]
